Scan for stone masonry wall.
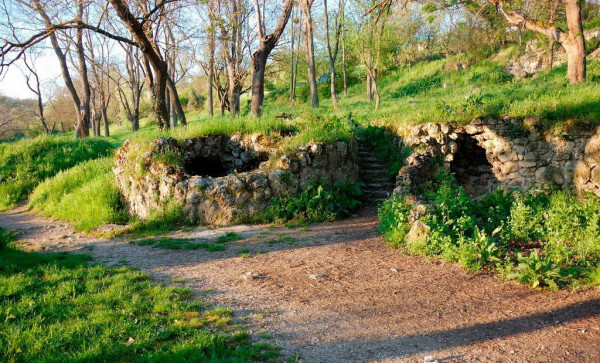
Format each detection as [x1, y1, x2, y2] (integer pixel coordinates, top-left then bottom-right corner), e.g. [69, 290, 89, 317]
[113, 134, 358, 225]
[395, 118, 600, 198]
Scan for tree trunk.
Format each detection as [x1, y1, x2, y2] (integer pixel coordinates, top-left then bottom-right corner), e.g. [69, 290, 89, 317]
[167, 75, 186, 125]
[76, 2, 91, 138]
[565, 0, 586, 83]
[250, 0, 294, 116]
[109, 0, 171, 129]
[208, 11, 215, 117]
[341, 3, 348, 96]
[101, 106, 109, 137]
[323, 0, 338, 109]
[366, 72, 372, 102]
[250, 51, 268, 116]
[496, 0, 585, 83]
[301, 0, 318, 108]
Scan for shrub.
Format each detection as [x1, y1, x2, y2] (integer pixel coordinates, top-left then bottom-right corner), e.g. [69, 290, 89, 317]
[261, 180, 363, 224]
[379, 172, 600, 290]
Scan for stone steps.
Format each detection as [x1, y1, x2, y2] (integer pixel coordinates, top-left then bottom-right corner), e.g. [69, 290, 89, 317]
[357, 142, 396, 203]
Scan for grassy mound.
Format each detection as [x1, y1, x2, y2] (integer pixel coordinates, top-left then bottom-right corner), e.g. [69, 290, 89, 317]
[0, 240, 276, 361]
[0, 136, 116, 210]
[379, 173, 600, 290]
[28, 157, 128, 232]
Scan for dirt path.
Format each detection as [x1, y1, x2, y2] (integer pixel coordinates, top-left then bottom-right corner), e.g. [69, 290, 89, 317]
[1, 205, 600, 362]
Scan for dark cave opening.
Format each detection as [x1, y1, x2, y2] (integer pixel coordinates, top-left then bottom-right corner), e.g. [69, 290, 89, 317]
[450, 134, 498, 196]
[184, 157, 229, 178]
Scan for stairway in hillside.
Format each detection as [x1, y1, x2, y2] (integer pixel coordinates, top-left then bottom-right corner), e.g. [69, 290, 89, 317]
[358, 143, 396, 202]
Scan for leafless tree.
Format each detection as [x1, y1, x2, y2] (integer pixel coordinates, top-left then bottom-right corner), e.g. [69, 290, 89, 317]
[20, 51, 51, 134]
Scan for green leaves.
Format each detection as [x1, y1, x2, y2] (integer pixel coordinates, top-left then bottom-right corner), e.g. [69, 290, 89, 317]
[379, 171, 600, 290]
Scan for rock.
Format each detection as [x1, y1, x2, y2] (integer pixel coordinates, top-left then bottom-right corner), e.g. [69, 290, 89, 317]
[309, 274, 328, 280]
[406, 220, 430, 246]
[242, 272, 265, 280]
[592, 167, 600, 185]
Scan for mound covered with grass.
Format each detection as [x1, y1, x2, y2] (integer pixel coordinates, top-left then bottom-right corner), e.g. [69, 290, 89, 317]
[0, 238, 276, 361]
[379, 173, 600, 290]
[0, 136, 116, 210]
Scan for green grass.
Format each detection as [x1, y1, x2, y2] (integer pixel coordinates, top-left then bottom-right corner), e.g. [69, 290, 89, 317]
[0, 242, 276, 361]
[379, 172, 600, 290]
[28, 157, 128, 232]
[269, 57, 600, 130]
[0, 135, 116, 210]
[131, 237, 226, 252]
[216, 232, 244, 244]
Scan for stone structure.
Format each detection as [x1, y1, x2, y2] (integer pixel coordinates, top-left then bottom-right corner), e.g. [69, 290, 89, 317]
[113, 134, 358, 225]
[395, 118, 600, 198]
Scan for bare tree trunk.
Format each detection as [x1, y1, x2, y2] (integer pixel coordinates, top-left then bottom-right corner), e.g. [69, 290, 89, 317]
[366, 73, 372, 102]
[301, 0, 318, 108]
[109, 0, 170, 129]
[323, 0, 338, 109]
[32, 0, 83, 137]
[565, 0, 586, 83]
[342, 25, 348, 96]
[341, 2, 348, 96]
[101, 106, 109, 137]
[76, 2, 91, 138]
[495, 0, 585, 83]
[250, 0, 294, 116]
[166, 76, 186, 125]
[208, 3, 216, 117]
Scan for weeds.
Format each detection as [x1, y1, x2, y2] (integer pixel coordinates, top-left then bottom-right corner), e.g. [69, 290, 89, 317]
[261, 180, 363, 224]
[379, 172, 600, 290]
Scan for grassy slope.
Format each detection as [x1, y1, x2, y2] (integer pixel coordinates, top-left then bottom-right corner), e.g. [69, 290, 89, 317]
[0, 136, 116, 210]
[0, 230, 275, 361]
[268, 55, 600, 129]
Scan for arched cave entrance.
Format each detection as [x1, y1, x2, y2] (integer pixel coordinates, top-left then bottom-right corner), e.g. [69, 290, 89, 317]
[450, 133, 499, 196]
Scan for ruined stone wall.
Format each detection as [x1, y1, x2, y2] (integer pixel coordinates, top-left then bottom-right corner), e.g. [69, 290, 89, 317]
[113, 134, 358, 225]
[395, 118, 600, 197]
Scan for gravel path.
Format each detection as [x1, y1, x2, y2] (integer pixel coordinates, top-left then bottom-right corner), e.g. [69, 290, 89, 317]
[1, 205, 600, 362]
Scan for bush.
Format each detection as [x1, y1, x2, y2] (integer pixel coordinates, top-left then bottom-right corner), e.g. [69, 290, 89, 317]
[261, 180, 363, 224]
[379, 172, 600, 290]
[0, 135, 115, 210]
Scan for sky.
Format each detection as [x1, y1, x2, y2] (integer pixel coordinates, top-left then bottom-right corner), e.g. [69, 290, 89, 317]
[0, 54, 62, 101]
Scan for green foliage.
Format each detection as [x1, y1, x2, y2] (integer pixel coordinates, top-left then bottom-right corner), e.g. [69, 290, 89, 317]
[379, 172, 600, 290]
[216, 232, 243, 244]
[0, 135, 115, 210]
[262, 180, 363, 224]
[29, 157, 127, 232]
[0, 248, 276, 362]
[508, 250, 562, 290]
[131, 237, 226, 252]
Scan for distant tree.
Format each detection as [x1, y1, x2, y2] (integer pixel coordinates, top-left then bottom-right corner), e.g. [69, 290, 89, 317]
[301, 0, 319, 108]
